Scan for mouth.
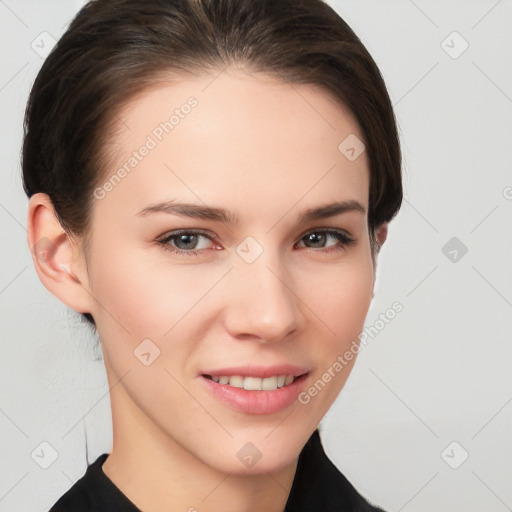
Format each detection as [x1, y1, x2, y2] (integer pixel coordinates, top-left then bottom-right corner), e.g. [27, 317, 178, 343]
[201, 372, 309, 391]
[199, 369, 311, 414]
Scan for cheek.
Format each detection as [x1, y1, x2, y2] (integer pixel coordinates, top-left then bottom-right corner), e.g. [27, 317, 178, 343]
[87, 240, 226, 353]
[300, 254, 374, 348]
[295, 256, 374, 420]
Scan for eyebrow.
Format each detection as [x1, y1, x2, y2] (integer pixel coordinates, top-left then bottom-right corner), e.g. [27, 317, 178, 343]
[136, 199, 366, 225]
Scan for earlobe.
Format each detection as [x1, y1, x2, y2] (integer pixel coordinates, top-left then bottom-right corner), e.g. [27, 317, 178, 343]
[27, 193, 93, 315]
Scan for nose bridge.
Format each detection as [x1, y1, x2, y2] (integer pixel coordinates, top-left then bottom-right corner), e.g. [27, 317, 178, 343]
[225, 236, 300, 341]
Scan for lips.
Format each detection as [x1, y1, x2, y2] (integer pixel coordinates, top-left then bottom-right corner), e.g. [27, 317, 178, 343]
[199, 370, 310, 414]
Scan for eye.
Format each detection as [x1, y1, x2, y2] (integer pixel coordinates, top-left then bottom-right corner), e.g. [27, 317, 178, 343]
[296, 229, 355, 253]
[156, 228, 356, 257]
[157, 229, 217, 257]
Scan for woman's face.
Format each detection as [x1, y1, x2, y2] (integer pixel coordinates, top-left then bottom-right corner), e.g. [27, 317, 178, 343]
[83, 68, 375, 474]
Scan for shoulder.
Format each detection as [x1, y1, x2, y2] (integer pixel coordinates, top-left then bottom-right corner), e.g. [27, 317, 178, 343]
[285, 429, 388, 512]
[48, 456, 103, 512]
[48, 453, 139, 512]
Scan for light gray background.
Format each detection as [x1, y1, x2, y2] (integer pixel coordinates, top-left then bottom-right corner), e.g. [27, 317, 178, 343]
[1, 1, 511, 511]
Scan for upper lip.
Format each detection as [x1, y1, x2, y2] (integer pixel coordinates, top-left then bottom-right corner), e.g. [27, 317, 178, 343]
[201, 364, 310, 378]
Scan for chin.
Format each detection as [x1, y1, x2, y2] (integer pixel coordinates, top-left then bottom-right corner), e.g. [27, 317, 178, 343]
[196, 424, 311, 475]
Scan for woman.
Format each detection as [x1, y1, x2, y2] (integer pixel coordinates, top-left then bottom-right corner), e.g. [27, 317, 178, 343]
[23, 0, 402, 510]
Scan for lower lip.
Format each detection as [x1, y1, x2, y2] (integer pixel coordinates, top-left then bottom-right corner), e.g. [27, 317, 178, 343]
[199, 374, 309, 415]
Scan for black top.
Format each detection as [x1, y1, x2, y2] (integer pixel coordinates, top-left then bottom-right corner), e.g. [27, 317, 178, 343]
[49, 429, 386, 511]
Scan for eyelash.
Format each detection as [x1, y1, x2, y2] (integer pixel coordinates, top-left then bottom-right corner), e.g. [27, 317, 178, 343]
[156, 228, 356, 257]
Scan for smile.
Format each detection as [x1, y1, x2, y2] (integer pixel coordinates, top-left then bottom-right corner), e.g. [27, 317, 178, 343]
[200, 372, 310, 414]
[203, 374, 298, 390]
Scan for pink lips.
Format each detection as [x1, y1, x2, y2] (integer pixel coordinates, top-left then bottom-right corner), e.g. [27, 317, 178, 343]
[198, 364, 311, 415]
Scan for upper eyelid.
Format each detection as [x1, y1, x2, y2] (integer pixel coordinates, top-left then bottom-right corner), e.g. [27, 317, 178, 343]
[158, 228, 216, 242]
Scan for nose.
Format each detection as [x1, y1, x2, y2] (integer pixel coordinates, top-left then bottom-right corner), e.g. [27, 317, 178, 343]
[222, 248, 303, 343]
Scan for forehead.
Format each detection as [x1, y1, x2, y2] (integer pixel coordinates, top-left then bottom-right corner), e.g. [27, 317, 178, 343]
[93, 68, 370, 225]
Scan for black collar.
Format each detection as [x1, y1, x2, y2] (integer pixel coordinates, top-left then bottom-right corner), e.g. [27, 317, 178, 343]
[285, 428, 385, 511]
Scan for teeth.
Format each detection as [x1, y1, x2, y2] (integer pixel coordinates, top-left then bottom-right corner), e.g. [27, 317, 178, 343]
[209, 374, 296, 390]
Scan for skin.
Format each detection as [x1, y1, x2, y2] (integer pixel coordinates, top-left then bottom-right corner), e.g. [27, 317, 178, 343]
[27, 67, 387, 512]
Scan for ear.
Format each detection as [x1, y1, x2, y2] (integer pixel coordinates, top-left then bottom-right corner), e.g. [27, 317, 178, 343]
[370, 222, 389, 296]
[375, 222, 388, 248]
[27, 193, 94, 316]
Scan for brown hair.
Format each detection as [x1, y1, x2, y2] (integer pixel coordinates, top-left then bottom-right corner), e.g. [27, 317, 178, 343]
[22, 0, 402, 329]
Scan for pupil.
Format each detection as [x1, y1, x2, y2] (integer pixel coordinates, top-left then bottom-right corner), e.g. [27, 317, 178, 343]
[308, 233, 325, 248]
[179, 234, 197, 249]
